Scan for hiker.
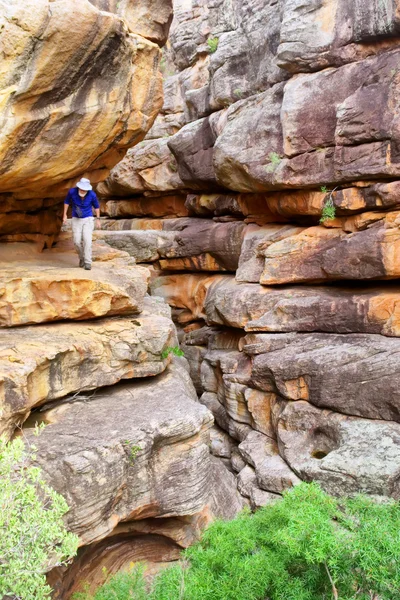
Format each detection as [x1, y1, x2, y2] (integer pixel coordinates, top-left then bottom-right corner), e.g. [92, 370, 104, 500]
[63, 178, 101, 270]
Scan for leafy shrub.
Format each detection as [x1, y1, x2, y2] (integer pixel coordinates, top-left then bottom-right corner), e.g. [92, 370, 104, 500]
[80, 483, 400, 600]
[0, 435, 79, 599]
[161, 346, 185, 360]
[207, 36, 219, 54]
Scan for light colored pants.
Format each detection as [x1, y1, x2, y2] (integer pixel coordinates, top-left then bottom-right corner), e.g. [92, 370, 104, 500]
[72, 217, 94, 266]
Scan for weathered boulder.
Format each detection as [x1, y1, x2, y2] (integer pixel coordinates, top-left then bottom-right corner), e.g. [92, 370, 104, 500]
[214, 84, 285, 192]
[151, 273, 225, 323]
[98, 140, 184, 198]
[278, 0, 400, 73]
[209, 0, 288, 109]
[93, 230, 176, 263]
[157, 220, 248, 272]
[239, 431, 301, 494]
[0, 302, 177, 438]
[205, 277, 400, 337]
[88, 0, 173, 45]
[100, 195, 189, 218]
[0, 0, 166, 201]
[277, 400, 400, 499]
[236, 224, 305, 283]
[168, 111, 227, 190]
[24, 360, 217, 544]
[0, 262, 148, 327]
[170, 0, 237, 72]
[260, 213, 400, 284]
[25, 359, 244, 599]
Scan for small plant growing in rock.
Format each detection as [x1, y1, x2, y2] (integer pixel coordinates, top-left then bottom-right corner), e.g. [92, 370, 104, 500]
[320, 185, 337, 223]
[161, 346, 185, 360]
[265, 151, 282, 173]
[0, 433, 79, 600]
[207, 36, 219, 54]
[233, 88, 243, 99]
[168, 161, 178, 172]
[123, 441, 141, 464]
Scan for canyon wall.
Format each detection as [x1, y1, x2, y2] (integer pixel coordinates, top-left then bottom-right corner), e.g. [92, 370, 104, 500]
[0, 1, 244, 597]
[96, 0, 400, 509]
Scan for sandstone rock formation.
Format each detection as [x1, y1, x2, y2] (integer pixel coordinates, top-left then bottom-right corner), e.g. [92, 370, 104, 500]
[0, 0, 172, 244]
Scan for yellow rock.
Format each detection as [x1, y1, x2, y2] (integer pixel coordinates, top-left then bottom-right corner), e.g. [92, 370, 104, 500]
[0, 0, 165, 201]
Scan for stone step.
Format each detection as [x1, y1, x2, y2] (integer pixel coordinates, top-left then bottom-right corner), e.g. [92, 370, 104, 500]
[0, 240, 150, 327]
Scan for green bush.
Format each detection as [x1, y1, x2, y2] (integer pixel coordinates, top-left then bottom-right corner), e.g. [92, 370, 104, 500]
[0, 434, 79, 599]
[78, 483, 400, 600]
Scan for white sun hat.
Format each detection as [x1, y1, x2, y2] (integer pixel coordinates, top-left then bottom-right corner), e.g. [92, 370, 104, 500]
[76, 177, 92, 191]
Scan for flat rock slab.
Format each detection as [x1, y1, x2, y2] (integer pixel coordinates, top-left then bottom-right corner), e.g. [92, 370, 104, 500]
[93, 230, 176, 263]
[246, 332, 400, 422]
[0, 262, 149, 327]
[0, 305, 177, 438]
[259, 216, 400, 284]
[205, 277, 400, 337]
[24, 360, 215, 545]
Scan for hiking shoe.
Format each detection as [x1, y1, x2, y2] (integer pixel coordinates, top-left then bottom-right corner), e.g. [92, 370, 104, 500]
[84, 264, 91, 270]
[79, 259, 84, 268]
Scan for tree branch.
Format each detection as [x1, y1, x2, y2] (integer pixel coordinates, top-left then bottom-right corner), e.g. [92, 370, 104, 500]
[324, 562, 338, 600]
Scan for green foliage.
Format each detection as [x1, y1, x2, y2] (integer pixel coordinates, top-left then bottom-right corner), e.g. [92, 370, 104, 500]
[161, 346, 185, 360]
[320, 186, 336, 223]
[207, 36, 219, 54]
[73, 566, 147, 600]
[83, 483, 400, 600]
[0, 435, 79, 600]
[123, 441, 141, 464]
[233, 88, 243, 99]
[265, 151, 282, 173]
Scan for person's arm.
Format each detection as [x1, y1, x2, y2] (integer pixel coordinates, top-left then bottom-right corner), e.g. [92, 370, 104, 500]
[63, 191, 71, 223]
[92, 193, 101, 229]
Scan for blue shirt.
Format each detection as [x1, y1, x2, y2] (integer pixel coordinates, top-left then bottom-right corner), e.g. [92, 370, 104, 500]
[64, 188, 100, 218]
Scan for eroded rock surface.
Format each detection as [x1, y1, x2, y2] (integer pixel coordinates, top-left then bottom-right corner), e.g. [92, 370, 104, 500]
[0, 303, 177, 438]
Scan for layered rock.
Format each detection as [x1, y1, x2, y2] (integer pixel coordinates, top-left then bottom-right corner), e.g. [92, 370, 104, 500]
[0, 303, 177, 438]
[89, 0, 400, 512]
